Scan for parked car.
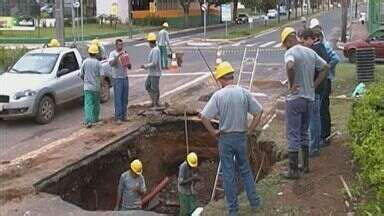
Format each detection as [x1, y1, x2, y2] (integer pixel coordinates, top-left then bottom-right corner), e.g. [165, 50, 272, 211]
[0, 47, 113, 124]
[343, 29, 384, 63]
[267, 9, 278, 19]
[235, 13, 249, 24]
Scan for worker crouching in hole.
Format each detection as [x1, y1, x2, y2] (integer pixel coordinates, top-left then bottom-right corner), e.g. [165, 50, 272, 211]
[115, 159, 147, 211]
[178, 152, 200, 216]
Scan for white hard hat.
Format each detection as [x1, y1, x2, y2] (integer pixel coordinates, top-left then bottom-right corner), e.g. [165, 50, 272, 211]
[301, 17, 307, 22]
[309, 18, 320, 29]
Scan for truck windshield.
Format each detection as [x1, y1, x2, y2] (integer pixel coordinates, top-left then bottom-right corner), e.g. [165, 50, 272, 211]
[12, 53, 58, 74]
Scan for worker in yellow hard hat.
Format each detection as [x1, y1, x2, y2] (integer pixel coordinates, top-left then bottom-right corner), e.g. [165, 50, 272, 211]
[178, 152, 200, 216]
[158, 22, 171, 69]
[79, 44, 103, 128]
[280, 27, 329, 180]
[115, 159, 147, 211]
[91, 37, 106, 60]
[47, 38, 60, 47]
[141, 33, 163, 110]
[200, 61, 264, 215]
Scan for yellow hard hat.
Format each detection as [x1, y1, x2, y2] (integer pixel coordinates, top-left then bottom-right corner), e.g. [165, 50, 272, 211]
[163, 22, 169, 28]
[187, 152, 198, 167]
[281, 27, 296, 44]
[48, 39, 60, 47]
[147, 32, 157, 41]
[214, 61, 235, 80]
[88, 44, 99, 54]
[91, 38, 101, 47]
[130, 159, 143, 175]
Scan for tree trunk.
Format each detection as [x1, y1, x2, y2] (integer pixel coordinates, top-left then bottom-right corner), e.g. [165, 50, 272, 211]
[233, 0, 238, 22]
[184, 7, 190, 27]
[341, 0, 347, 42]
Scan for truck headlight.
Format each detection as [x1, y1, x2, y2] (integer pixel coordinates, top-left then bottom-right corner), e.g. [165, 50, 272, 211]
[13, 90, 37, 100]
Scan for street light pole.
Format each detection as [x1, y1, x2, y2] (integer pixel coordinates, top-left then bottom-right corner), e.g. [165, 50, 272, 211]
[55, 0, 65, 45]
[81, 0, 84, 41]
[203, 0, 207, 41]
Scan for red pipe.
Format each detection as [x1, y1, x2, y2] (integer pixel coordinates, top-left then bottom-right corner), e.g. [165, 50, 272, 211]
[141, 176, 172, 208]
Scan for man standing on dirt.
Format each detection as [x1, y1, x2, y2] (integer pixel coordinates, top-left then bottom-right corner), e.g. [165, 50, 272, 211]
[300, 29, 330, 157]
[178, 152, 200, 216]
[80, 44, 103, 128]
[109, 39, 131, 123]
[141, 33, 163, 109]
[309, 18, 340, 146]
[158, 22, 171, 70]
[115, 159, 146, 211]
[200, 61, 263, 216]
[281, 27, 329, 179]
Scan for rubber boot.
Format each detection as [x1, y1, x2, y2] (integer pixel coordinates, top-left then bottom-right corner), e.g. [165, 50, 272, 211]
[282, 152, 299, 180]
[301, 146, 310, 174]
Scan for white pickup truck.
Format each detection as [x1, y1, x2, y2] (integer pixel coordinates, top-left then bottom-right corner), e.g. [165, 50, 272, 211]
[0, 47, 113, 124]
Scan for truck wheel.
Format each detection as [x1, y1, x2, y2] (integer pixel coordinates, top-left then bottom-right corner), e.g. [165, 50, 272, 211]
[100, 78, 110, 103]
[348, 50, 356, 63]
[35, 96, 55, 124]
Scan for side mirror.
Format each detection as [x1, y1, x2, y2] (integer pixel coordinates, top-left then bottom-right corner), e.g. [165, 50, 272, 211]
[57, 68, 70, 77]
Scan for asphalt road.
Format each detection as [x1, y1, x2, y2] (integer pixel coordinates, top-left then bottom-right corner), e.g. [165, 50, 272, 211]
[0, 8, 344, 162]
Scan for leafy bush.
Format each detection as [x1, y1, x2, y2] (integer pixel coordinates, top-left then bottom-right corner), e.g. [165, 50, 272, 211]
[0, 47, 28, 72]
[348, 83, 384, 214]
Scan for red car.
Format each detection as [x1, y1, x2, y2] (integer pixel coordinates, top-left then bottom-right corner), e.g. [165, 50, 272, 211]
[343, 29, 384, 63]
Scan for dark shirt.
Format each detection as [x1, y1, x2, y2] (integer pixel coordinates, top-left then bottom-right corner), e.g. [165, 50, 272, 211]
[311, 41, 330, 94]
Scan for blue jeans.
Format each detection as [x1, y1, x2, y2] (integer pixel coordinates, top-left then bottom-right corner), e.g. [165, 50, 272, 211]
[218, 132, 261, 216]
[309, 94, 322, 154]
[285, 97, 312, 152]
[113, 78, 129, 121]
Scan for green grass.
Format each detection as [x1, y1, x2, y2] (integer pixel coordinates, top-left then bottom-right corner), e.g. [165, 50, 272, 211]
[332, 63, 384, 96]
[0, 23, 156, 40]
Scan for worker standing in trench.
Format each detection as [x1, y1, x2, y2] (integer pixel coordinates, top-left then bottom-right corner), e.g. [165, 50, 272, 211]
[115, 159, 147, 211]
[178, 152, 200, 216]
[200, 62, 263, 216]
[141, 33, 163, 109]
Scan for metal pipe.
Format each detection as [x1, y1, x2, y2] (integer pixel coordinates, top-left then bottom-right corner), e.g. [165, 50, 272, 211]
[184, 110, 189, 154]
[197, 48, 220, 89]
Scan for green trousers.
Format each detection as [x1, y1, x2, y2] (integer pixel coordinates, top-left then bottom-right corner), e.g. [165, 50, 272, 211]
[179, 193, 197, 216]
[84, 90, 100, 124]
[159, 45, 168, 69]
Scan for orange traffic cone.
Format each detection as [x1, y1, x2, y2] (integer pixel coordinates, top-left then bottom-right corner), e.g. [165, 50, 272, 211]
[170, 52, 178, 72]
[216, 49, 222, 65]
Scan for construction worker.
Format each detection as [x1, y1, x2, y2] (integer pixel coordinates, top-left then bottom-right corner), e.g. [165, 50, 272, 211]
[47, 38, 60, 47]
[91, 38, 106, 60]
[200, 62, 263, 216]
[115, 159, 147, 211]
[300, 28, 330, 157]
[281, 27, 329, 178]
[178, 152, 200, 216]
[80, 44, 103, 128]
[158, 22, 171, 69]
[309, 18, 340, 147]
[108, 39, 131, 123]
[140, 33, 163, 109]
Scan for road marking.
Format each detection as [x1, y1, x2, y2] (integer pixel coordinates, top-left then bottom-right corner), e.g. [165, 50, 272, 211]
[232, 41, 243, 47]
[129, 72, 209, 78]
[259, 41, 276, 48]
[134, 42, 148, 47]
[172, 40, 188, 46]
[246, 42, 261, 47]
[254, 27, 280, 39]
[273, 43, 282, 48]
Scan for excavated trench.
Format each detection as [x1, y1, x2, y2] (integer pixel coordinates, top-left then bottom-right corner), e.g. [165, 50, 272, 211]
[34, 118, 275, 214]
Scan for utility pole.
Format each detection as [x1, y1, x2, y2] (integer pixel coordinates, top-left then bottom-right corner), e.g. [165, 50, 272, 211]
[294, 0, 298, 19]
[203, 0, 207, 41]
[81, 0, 84, 41]
[341, 0, 347, 42]
[277, 0, 281, 24]
[55, 0, 65, 44]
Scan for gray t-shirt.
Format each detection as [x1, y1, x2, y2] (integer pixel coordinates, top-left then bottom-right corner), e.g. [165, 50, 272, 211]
[144, 46, 162, 77]
[108, 50, 127, 78]
[158, 29, 170, 46]
[117, 170, 146, 210]
[284, 44, 327, 101]
[178, 161, 197, 195]
[201, 85, 263, 133]
[80, 58, 102, 92]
